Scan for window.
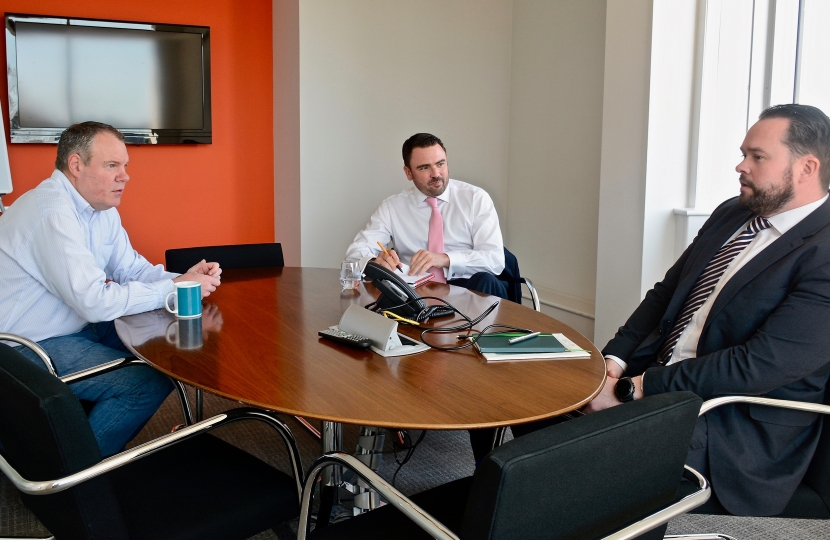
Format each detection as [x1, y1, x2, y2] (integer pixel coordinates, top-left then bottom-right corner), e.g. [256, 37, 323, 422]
[689, 0, 826, 212]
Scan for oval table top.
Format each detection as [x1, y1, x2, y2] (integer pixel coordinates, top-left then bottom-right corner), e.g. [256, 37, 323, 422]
[115, 267, 605, 430]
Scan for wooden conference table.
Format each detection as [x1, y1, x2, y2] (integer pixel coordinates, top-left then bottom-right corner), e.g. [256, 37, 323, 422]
[115, 267, 605, 448]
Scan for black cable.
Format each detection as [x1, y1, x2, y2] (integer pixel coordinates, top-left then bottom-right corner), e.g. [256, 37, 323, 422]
[365, 295, 533, 351]
[391, 429, 427, 487]
[365, 295, 465, 323]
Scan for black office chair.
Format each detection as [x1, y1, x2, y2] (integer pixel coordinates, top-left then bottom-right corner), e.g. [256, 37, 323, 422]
[0, 342, 303, 540]
[498, 247, 541, 312]
[299, 392, 709, 540]
[164, 242, 285, 274]
[667, 390, 830, 539]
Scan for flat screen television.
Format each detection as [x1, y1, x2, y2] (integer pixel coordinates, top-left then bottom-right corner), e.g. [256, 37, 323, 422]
[5, 14, 211, 144]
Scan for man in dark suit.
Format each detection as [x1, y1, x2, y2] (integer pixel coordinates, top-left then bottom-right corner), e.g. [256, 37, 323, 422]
[587, 104, 830, 516]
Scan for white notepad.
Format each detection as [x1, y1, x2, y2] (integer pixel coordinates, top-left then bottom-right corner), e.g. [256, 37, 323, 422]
[398, 264, 435, 287]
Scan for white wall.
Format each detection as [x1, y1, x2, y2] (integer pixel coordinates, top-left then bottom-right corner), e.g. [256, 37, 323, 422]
[299, 0, 513, 268]
[594, 0, 701, 347]
[594, 0, 654, 346]
[507, 0, 607, 340]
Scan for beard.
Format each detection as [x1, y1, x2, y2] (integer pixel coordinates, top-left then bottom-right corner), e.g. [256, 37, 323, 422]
[738, 167, 794, 216]
[421, 176, 448, 197]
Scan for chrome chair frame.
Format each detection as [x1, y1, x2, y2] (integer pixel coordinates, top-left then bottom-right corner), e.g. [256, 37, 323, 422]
[298, 452, 711, 540]
[665, 395, 830, 540]
[0, 333, 195, 425]
[664, 535, 736, 540]
[521, 277, 542, 312]
[0, 407, 304, 502]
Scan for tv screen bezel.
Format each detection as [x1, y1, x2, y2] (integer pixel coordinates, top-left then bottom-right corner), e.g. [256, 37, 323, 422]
[5, 13, 212, 144]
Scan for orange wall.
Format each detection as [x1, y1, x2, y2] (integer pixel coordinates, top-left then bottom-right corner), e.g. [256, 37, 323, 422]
[0, 0, 275, 265]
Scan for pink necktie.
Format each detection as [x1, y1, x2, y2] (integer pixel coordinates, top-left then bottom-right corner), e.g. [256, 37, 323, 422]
[426, 197, 446, 283]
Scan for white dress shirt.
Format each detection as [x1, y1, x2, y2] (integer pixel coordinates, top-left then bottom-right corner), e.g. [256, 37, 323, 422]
[0, 170, 178, 343]
[609, 194, 829, 372]
[345, 179, 505, 280]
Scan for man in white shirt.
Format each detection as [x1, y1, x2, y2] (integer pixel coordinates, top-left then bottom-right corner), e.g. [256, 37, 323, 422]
[0, 121, 221, 456]
[574, 104, 830, 516]
[345, 133, 507, 298]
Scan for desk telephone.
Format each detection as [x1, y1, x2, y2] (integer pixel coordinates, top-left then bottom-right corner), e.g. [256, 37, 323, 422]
[363, 261, 454, 321]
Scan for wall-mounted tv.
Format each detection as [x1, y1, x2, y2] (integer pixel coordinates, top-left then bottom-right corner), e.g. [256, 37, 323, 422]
[5, 14, 211, 144]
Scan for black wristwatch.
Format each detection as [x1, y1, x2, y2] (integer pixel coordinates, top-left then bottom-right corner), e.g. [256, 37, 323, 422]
[614, 377, 636, 403]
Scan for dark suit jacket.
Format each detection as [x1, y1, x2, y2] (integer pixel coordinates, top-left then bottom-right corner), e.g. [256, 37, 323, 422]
[603, 195, 830, 516]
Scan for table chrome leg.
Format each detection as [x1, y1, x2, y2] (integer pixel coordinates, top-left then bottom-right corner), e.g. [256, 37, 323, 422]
[493, 426, 507, 449]
[317, 421, 344, 528]
[321, 421, 343, 491]
[172, 380, 194, 426]
[353, 426, 385, 514]
[195, 388, 203, 422]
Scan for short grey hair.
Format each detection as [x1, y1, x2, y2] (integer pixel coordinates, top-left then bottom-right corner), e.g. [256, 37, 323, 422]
[55, 122, 125, 173]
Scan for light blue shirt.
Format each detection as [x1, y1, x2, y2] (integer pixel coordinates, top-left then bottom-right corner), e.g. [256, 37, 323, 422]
[0, 170, 177, 342]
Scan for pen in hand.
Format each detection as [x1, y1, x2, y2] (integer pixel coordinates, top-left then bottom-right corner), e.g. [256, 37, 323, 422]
[508, 331, 541, 344]
[376, 241, 404, 273]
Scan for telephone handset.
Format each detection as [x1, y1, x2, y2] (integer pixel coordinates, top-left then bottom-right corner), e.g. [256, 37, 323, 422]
[363, 261, 453, 321]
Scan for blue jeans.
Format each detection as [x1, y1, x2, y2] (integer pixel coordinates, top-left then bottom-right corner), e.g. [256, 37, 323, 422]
[16, 321, 173, 457]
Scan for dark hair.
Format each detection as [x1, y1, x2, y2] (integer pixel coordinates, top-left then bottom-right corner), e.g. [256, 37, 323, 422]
[759, 104, 830, 190]
[402, 133, 446, 168]
[55, 122, 125, 173]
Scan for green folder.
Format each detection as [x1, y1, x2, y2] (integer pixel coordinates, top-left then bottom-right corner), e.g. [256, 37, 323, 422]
[474, 333, 567, 354]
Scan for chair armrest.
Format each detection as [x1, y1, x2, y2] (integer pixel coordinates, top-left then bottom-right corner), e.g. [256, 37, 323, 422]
[298, 452, 460, 540]
[0, 333, 57, 375]
[600, 466, 711, 540]
[0, 414, 228, 495]
[59, 356, 145, 384]
[700, 396, 830, 417]
[0, 332, 145, 384]
[0, 408, 303, 501]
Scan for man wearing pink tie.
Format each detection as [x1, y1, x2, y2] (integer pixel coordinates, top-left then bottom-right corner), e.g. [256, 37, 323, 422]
[345, 133, 507, 298]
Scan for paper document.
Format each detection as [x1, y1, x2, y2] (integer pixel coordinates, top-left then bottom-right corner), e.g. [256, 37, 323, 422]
[477, 333, 591, 362]
[398, 264, 434, 288]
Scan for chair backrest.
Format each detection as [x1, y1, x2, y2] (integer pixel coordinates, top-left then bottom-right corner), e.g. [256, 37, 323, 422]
[165, 242, 284, 274]
[497, 247, 523, 304]
[0, 344, 128, 538]
[461, 391, 702, 540]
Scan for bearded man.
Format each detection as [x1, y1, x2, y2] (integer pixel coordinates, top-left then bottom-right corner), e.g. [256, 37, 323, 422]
[583, 104, 830, 516]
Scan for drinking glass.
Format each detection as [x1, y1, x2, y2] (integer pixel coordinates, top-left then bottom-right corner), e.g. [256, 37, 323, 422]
[340, 259, 361, 290]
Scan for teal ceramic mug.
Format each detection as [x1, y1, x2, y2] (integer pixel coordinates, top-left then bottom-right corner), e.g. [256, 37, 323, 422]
[165, 281, 202, 318]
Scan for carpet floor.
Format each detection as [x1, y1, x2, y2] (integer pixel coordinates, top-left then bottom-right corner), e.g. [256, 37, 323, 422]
[2, 390, 828, 539]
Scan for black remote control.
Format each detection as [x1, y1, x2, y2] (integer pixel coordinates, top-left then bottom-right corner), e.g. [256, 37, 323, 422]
[318, 328, 373, 349]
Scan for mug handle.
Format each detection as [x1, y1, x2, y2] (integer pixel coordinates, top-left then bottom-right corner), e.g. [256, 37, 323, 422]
[165, 321, 178, 344]
[165, 291, 177, 315]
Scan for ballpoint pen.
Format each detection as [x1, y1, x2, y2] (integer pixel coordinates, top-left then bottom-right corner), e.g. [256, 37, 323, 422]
[376, 241, 405, 273]
[508, 331, 541, 344]
[382, 310, 420, 326]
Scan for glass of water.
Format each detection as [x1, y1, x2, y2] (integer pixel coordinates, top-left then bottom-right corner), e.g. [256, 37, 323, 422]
[340, 259, 361, 290]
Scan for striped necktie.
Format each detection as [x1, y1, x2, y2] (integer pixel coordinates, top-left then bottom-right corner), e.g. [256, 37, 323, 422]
[658, 215, 772, 364]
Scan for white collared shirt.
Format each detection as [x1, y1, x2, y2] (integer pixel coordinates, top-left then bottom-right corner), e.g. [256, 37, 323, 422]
[609, 194, 829, 371]
[0, 170, 178, 343]
[345, 179, 505, 280]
